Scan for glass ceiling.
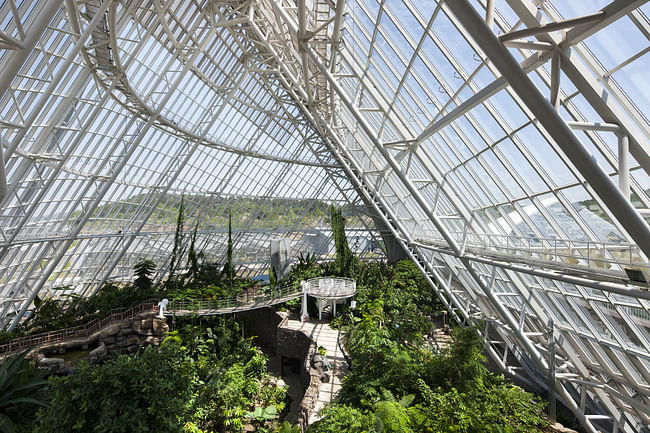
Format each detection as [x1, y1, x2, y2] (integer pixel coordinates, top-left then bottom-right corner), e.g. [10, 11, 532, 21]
[1, 0, 649, 431]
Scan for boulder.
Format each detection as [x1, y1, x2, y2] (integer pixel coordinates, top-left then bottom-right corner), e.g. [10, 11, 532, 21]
[135, 312, 154, 321]
[101, 336, 116, 345]
[311, 353, 324, 369]
[152, 319, 168, 336]
[132, 318, 153, 335]
[100, 322, 122, 338]
[38, 357, 65, 374]
[120, 318, 134, 329]
[143, 336, 160, 346]
[89, 342, 107, 365]
[123, 335, 141, 347]
[118, 327, 132, 336]
[320, 372, 330, 383]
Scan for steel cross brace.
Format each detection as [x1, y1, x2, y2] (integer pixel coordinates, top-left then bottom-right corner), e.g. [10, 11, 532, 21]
[265, 1, 599, 431]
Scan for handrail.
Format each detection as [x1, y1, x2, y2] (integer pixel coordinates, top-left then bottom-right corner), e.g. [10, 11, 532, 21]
[0, 300, 157, 355]
[167, 282, 303, 312]
[0, 281, 308, 355]
[303, 277, 356, 299]
[420, 230, 649, 273]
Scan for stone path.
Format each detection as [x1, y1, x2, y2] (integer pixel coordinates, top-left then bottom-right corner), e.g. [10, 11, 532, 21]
[283, 319, 349, 425]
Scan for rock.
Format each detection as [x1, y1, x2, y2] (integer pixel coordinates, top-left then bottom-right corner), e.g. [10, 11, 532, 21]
[100, 322, 122, 338]
[101, 336, 115, 345]
[38, 357, 65, 374]
[311, 353, 324, 368]
[135, 312, 153, 321]
[120, 318, 133, 329]
[89, 342, 107, 365]
[123, 335, 140, 347]
[118, 327, 132, 336]
[143, 336, 160, 346]
[152, 319, 168, 336]
[132, 318, 153, 335]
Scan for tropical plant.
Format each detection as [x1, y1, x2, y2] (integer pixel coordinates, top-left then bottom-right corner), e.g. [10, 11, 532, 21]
[34, 345, 197, 433]
[169, 195, 186, 283]
[0, 351, 49, 433]
[187, 219, 201, 281]
[329, 205, 358, 277]
[132, 259, 156, 295]
[306, 405, 373, 433]
[274, 422, 301, 433]
[222, 210, 235, 287]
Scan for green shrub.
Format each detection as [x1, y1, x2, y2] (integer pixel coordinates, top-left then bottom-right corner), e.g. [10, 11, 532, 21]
[0, 351, 49, 433]
[34, 345, 197, 433]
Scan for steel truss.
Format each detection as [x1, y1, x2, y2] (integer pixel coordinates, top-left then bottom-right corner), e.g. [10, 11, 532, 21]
[1, 1, 650, 431]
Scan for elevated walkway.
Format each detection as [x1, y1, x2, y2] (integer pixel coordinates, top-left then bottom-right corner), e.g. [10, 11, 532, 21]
[281, 319, 349, 425]
[0, 283, 304, 355]
[164, 284, 303, 316]
[415, 232, 649, 285]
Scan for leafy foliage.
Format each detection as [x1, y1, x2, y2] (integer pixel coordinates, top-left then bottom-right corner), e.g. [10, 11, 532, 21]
[329, 205, 358, 277]
[307, 405, 374, 433]
[308, 259, 548, 433]
[0, 351, 49, 433]
[222, 210, 234, 286]
[34, 345, 196, 433]
[169, 195, 186, 283]
[132, 259, 156, 295]
[34, 315, 288, 433]
[187, 220, 201, 281]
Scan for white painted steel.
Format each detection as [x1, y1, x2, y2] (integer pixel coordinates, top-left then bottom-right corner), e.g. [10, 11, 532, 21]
[1, 0, 649, 431]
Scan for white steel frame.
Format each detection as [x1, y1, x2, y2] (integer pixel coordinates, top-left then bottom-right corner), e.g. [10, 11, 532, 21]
[1, 1, 650, 431]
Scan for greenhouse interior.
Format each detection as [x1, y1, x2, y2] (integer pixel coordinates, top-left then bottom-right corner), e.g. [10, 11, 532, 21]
[0, 0, 649, 432]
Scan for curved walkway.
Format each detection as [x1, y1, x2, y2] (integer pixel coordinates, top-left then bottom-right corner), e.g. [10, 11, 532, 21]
[1, 284, 304, 355]
[165, 284, 302, 316]
[282, 319, 349, 425]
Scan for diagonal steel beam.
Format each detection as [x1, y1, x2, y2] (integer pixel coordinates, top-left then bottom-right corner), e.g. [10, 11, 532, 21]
[415, 0, 646, 149]
[498, 11, 604, 42]
[444, 0, 650, 264]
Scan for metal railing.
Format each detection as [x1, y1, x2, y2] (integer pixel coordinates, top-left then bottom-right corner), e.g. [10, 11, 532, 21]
[304, 277, 356, 299]
[167, 282, 303, 313]
[421, 231, 649, 274]
[0, 301, 156, 355]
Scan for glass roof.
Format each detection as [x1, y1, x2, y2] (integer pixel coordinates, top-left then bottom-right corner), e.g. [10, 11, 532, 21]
[1, 0, 649, 431]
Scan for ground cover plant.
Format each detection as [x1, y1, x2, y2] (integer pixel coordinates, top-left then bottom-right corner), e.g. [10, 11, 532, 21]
[306, 260, 550, 433]
[11, 315, 289, 433]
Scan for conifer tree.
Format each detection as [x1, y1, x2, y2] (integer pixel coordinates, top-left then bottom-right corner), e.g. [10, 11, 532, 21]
[169, 196, 185, 282]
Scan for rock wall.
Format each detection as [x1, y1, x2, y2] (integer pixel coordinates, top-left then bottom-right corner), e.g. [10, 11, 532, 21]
[276, 315, 323, 431]
[236, 307, 284, 355]
[35, 312, 169, 373]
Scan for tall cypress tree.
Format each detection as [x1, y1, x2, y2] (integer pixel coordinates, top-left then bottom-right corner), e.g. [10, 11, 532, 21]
[222, 210, 234, 287]
[331, 205, 356, 277]
[169, 195, 185, 282]
[187, 219, 200, 281]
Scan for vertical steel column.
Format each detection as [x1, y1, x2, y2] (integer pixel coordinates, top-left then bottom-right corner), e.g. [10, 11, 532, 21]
[618, 133, 630, 199]
[547, 318, 557, 423]
[485, 0, 495, 29]
[444, 0, 650, 263]
[0, 134, 6, 201]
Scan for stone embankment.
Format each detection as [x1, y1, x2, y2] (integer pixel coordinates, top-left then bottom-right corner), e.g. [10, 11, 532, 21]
[32, 312, 169, 374]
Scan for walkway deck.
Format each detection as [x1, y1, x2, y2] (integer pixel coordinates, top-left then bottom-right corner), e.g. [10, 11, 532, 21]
[282, 319, 349, 425]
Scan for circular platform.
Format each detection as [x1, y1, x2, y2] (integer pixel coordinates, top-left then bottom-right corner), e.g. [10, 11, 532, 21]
[304, 277, 356, 299]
